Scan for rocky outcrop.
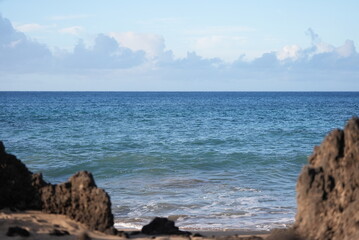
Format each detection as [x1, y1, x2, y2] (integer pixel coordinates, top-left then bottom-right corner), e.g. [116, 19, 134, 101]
[295, 117, 359, 240]
[0, 141, 114, 233]
[40, 171, 114, 232]
[6, 226, 31, 237]
[142, 217, 190, 235]
[0, 142, 41, 210]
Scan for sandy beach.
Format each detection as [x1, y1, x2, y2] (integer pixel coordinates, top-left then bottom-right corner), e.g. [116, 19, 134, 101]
[0, 210, 269, 240]
[0, 209, 122, 240]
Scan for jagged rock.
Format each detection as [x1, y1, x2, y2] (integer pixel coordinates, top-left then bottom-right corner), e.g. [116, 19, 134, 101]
[142, 217, 190, 235]
[0, 141, 115, 233]
[40, 171, 114, 232]
[0, 143, 42, 210]
[295, 117, 359, 240]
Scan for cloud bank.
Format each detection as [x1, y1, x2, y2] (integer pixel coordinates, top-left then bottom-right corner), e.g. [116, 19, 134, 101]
[1, 15, 358, 91]
[59, 34, 146, 70]
[0, 16, 52, 73]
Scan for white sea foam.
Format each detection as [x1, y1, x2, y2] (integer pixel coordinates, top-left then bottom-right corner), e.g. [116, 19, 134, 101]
[114, 222, 142, 230]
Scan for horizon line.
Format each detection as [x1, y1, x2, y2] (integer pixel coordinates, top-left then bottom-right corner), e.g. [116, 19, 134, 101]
[1, 90, 359, 93]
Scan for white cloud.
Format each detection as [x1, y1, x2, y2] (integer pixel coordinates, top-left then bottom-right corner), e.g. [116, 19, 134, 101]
[59, 26, 84, 36]
[184, 25, 255, 61]
[0, 15, 146, 72]
[1, 15, 359, 91]
[193, 35, 247, 62]
[336, 40, 356, 58]
[60, 34, 146, 70]
[314, 42, 334, 55]
[15, 23, 49, 32]
[277, 45, 302, 61]
[109, 32, 165, 58]
[184, 25, 253, 61]
[0, 16, 52, 72]
[306, 28, 334, 56]
[304, 29, 357, 60]
[7, 39, 22, 48]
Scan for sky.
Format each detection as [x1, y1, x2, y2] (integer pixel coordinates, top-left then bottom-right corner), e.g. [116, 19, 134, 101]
[0, 0, 359, 91]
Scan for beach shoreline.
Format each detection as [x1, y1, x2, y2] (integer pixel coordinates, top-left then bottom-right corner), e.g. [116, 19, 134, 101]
[0, 210, 270, 240]
[117, 228, 270, 238]
[2, 117, 359, 240]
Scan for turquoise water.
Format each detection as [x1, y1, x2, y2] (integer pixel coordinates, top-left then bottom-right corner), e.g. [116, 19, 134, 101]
[1, 92, 358, 231]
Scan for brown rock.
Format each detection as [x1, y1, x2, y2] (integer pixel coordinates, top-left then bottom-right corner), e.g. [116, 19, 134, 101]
[40, 171, 114, 232]
[0, 141, 115, 233]
[295, 117, 359, 240]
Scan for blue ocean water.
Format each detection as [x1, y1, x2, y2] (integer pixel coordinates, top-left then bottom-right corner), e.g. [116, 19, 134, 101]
[1, 92, 358, 231]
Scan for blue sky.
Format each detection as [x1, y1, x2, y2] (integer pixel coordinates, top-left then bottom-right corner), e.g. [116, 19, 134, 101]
[1, 0, 359, 91]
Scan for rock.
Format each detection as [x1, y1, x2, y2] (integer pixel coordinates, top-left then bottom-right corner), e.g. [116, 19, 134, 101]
[6, 226, 30, 237]
[192, 233, 204, 237]
[0, 141, 5, 155]
[49, 229, 70, 236]
[77, 232, 92, 240]
[142, 217, 191, 235]
[0, 141, 115, 233]
[295, 117, 359, 240]
[40, 171, 114, 232]
[0, 142, 42, 210]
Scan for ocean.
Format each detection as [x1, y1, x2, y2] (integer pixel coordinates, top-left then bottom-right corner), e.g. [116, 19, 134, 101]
[1, 92, 358, 231]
